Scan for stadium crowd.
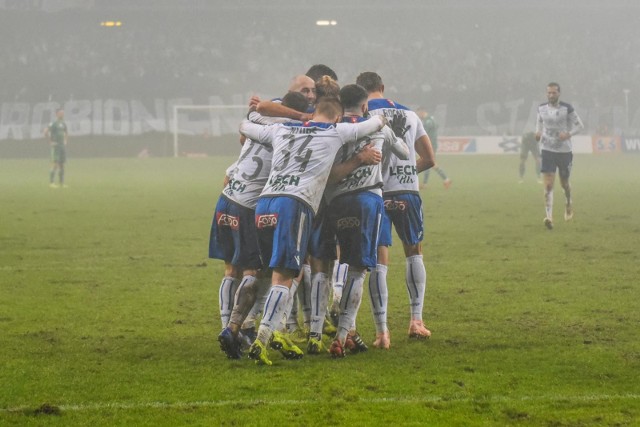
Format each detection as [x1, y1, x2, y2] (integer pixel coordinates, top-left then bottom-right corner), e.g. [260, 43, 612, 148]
[1, 3, 639, 132]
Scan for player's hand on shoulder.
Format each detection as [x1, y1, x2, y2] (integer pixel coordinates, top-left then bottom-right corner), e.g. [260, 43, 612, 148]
[248, 96, 261, 110]
[357, 143, 382, 165]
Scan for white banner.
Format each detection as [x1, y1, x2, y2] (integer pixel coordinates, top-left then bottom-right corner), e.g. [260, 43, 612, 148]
[0, 97, 248, 141]
[438, 136, 593, 155]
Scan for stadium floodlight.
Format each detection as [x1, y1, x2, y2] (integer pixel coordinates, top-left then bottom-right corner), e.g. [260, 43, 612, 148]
[172, 104, 246, 157]
[100, 21, 122, 27]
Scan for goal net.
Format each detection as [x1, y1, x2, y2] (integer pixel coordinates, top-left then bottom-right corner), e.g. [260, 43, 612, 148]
[172, 104, 247, 157]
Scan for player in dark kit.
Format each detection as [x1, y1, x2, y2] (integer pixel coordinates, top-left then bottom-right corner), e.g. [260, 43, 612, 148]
[519, 131, 541, 183]
[44, 108, 68, 188]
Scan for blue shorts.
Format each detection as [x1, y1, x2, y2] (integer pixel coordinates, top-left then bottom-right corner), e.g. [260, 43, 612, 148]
[308, 202, 337, 261]
[378, 193, 424, 247]
[328, 192, 383, 269]
[255, 196, 313, 273]
[208, 195, 262, 269]
[541, 150, 573, 179]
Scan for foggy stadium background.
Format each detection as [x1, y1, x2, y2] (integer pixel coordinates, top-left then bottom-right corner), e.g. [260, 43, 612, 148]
[1, 0, 639, 157]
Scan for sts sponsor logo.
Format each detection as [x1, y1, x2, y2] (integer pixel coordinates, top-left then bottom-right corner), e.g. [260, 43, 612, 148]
[256, 214, 278, 229]
[216, 213, 239, 230]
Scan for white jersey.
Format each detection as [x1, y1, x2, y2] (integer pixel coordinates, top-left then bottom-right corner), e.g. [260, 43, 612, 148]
[222, 112, 293, 209]
[240, 115, 386, 214]
[324, 117, 409, 204]
[368, 98, 427, 195]
[536, 101, 584, 153]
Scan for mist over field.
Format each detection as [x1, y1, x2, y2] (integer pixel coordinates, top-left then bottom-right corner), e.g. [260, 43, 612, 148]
[1, 0, 640, 158]
[2, 2, 640, 425]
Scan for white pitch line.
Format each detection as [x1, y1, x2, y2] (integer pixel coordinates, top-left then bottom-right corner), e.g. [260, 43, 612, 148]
[2, 394, 640, 413]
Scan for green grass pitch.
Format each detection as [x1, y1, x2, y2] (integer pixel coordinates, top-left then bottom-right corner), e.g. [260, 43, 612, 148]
[1, 154, 639, 426]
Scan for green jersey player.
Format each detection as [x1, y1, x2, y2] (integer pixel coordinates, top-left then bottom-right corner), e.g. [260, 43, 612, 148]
[417, 109, 451, 189]
[519, 131, 541, 183]
[44, 108, 68, 188]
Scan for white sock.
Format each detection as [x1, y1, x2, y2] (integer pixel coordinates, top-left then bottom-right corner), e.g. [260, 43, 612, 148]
[283, 279, 299, 332]
[368, 264, 389, 333]
[301, 263, 312, 327]
[256, 284, 289, 345]
[218, 276, 239, 329]
[310, 272, 329, 337]
[229, 274, 257, 327]
[241, 277, 269, 330]
[336, 270, 366, 343]
[405, 255, 426, 322]
[545, 188, 554, 219]
[332, 262, 348, 304]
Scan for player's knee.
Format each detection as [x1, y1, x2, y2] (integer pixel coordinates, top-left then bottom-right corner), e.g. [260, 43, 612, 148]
[403, 243, 422, 257]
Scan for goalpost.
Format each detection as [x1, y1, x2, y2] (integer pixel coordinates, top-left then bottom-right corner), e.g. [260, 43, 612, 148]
[172, 104, 247, 157]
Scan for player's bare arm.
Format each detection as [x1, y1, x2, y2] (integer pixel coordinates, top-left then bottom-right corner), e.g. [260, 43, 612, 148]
[256, 101, 311, 121]
[327, 143, 382, 185]
[414, 134, 435, 173]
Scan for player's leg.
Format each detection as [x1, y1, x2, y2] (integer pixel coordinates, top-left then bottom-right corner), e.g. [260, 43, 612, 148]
[270, 276, 304, 359]
[57, 161, 65, 186]
[369, 245, 390, 349]
[519, 149, 528, 182]
[540, 150, 556, 229]
[240, 272, 270, 343]
[49, 163, 57, 186]
[402, 242, 431, 339]
[533, 148, 542, 183]
[307, 255, 331, 354]
[331, 266, 367, 357]
[369, 198, 393, 348]
[208, 197, 242, 331]
[332, 193, 381, 355]
[49, 149, 60, 188]
[286, 268, 305, 338]
[300, 259, 312, 333]
[394, 194, 431, 339]
[219, 267, 256, 359]
[559, 152, 574, 220]
[227, 269, 259, 335]
[250, 197, 312, 364]
[306, 209, 336, 352]
[330, 256, 348, 323]
[435, 165, 452, 189]
[214, 200, 263, 358]
[219, 263, 240, 330]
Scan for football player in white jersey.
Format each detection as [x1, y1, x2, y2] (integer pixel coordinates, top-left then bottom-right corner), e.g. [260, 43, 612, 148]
[356, 72, 435, 349]
[535, 82, 584, 229]
[324, 83, 410, 357]
[211, 92, 309, 359]
[239, 97, 387, 365]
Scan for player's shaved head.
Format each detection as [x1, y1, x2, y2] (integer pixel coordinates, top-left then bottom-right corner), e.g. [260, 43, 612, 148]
[355, 72, 384, 93]
[288, 75, 316, 106]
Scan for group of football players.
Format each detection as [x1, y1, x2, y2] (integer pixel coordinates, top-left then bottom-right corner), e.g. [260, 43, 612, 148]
[209, 65, 436, 365]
